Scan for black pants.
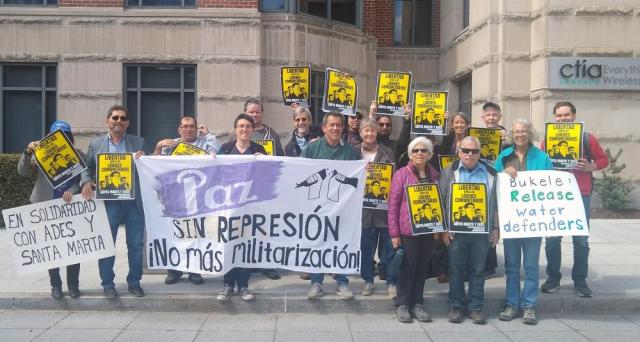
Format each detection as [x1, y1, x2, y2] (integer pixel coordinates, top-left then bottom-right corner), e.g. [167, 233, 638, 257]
[485, 246, 497, 272]
[431, 241, 448, 276]
[49, 264, 80, 289]
[395, 234, 434, 307]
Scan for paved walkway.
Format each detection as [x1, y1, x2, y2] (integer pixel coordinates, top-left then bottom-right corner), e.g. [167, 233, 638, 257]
[0, 219, 639, 314]
[1, 310, 640, 342]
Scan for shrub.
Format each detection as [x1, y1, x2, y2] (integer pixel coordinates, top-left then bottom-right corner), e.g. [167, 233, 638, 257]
[594, 148, 634, 211]
[0, 154, 36, 227]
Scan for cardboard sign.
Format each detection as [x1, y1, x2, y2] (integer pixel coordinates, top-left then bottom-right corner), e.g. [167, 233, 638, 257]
[322, 68, 357, 115]
[363, 162, 394, 210]
[449, 183, 488, 233]
[469, 127, 502, 165]
[375, 71, 412, 116]
[2, 195, 115, 274]
[439, 155, 456, 171]
[33, 130, 87, 189]
[96, 153, 135, 200]
[170, 142, 209, 156]
[411, 91, 448, 135]
[281, 67, 310, 107]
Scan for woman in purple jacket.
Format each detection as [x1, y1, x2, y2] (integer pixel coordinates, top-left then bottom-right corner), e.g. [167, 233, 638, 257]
[388, 136, 440, 323]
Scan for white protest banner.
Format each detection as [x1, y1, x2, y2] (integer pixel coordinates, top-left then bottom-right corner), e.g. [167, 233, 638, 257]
[135, 155, 367, 275]
[497, 170, 589, 239]
[1, 195, 115, 275]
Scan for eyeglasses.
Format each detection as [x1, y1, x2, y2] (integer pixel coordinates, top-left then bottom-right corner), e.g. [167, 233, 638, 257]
[110, 115, 128, 122]
[460, 148, 480, 155]
[378, 123, 392, 127]
[412, 148, 428, 153]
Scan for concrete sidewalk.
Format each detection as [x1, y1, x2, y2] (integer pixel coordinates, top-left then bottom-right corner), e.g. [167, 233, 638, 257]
[0, 219, 639, 314]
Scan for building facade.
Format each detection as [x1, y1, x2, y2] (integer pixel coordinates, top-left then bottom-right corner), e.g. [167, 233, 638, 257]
[1, 0, 639, 206]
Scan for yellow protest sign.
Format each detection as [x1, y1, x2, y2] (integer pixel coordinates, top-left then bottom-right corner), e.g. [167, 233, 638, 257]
[253, 139, 275, 156]
[96, 153, 135, 200]
[363, 162, 394, 210]
[405, 183, 446, 235]
[281, 67, 310, 107]
[33, 129, 87, 189]
[469, 127, 502, 165]
[322, 68, 357, 115]
[545, 122, 583, 169]
[411, 91, 448, 135]
[438, 155, 456, 171]
[449, 183, 488, 233]
[375, 71, 411, 116]
[170, 142, 209, 156]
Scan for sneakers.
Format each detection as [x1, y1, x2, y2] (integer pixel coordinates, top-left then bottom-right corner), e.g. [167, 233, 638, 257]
[239, 287, 255, 301]
[336, 285, 354, 300]
[103, 287, 119, 299]
[217, 285, 233, 301]
[361, 283, 374, 296]
[164, 271, 182, 285]
[51, 286, 63, 300]
[307, 283, 323, 299]
[396, 305, 412, 323]
[522, 307, 538, 325]
[470, 310, 487, 325]
[410, 305, 432, 322]
[128, 285, 145, 297]
[498, 304, 519, 321]
[188, 273, 204, 285]
[575, 283, 593, 298]
[68, 287, 81, 299]
[448, 307, 463, 323]
[388, 284, 397, 299]
[540, 279, 560, 293]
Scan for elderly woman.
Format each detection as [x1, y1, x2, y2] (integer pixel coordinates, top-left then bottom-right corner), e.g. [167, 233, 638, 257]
[18, 121, 84, 300]
[354, 120, 396, 297]
[494, 119, 552, 325]
[388, 136, 440, 323]
[217, 114, 267, 301]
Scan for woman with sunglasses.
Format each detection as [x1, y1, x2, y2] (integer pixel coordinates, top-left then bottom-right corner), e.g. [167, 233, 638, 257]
[354, 120, 396, 297]
[216, 113, 267, 301]
[387, 137, 440, 323]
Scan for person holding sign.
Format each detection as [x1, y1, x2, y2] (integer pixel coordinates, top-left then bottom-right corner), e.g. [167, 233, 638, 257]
[80, 105, 146, 299]
[354, 120, 396, 297]
[216, 114, 267, 301]
[494, 119, 552, 325]
[241, 98, 285, 157]
[153, 116, 219, 156]
[153, 116, 214, 286]
[342, 111, 363, 146]
[439, 136, 499, 325]
[18, 121, 85, 300]
[540, 101, 608, 298]
[301, 112, 361, 300]
[369, 101, 412, 166]
[438, 112, 470, 156]
[387, 137, 440, 323]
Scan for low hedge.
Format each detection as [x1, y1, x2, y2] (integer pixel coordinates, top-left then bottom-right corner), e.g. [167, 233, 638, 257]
[0, 154, 36, 227]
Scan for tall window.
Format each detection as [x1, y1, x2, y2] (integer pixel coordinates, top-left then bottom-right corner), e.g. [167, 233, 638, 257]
[1, 64, 56, 153]
[262, 0, 290, 12]
[299, 0, 358, 26]
[309, 70, 325, 124]
[462, 0, 469, 29]
[394, 0, 433, 47]
[457, 73, 472, 121]
[124, 65, 196, 153]
[126, 0, 194, 8]
[0, 0, 56, 5]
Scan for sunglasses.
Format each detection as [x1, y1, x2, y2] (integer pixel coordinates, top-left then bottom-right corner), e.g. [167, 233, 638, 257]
[460, 148, 480, 154]
[412, 148, 429, 153]
[378, 123, 392, 127]
[110, 115, 129, 122]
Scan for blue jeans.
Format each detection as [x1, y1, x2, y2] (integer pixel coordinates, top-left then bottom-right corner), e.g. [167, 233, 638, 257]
[361, 227, 396, 285]
[545, 195, 590, 285]
[448, 234, 489, 311]
[100, 200, 144, 289]
[310, 273, 349, 286]
[504, 237, 542, 309]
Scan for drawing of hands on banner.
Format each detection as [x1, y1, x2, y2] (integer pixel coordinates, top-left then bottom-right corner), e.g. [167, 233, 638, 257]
[297, 168, 358, 202]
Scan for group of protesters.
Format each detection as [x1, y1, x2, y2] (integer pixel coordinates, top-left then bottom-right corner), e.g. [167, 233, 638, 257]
[19, 96, 608, 325]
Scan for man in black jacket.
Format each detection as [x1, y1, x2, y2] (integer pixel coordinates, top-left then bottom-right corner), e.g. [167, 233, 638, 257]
[284, 106, 323, 157]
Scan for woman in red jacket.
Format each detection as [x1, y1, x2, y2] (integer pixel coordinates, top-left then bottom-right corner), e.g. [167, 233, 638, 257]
[388, 136, 440, 323]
